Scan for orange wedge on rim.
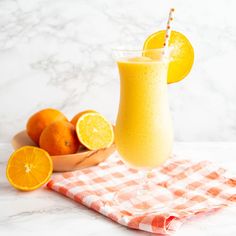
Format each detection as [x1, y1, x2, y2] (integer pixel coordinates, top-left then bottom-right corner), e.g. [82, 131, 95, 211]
[76, 112, 114, 151]
[143, 30, 194, 84]
[6, 146, 53, 191]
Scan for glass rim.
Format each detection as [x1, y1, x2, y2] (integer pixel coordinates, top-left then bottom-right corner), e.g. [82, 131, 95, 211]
[112, 47, 173, 62]
[112, 47, 173, 53]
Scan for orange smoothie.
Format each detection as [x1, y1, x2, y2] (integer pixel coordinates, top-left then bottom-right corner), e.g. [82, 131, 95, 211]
[115, 56, 173, 168]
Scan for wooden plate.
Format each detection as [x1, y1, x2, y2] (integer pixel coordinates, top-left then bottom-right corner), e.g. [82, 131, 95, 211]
[11, 130, 116, 172]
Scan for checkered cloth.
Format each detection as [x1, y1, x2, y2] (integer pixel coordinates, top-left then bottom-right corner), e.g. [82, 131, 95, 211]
[47, 153, 236, 234]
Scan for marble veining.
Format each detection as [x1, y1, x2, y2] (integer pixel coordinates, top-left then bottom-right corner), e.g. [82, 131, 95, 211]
[0, 0, 236, 143]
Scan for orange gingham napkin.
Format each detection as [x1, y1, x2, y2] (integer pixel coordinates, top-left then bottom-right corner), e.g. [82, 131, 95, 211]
[47, 153, 236, 234]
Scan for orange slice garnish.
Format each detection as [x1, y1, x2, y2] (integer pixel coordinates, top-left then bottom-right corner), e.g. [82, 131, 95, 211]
[6, 146, 53, 191]
[143, 30, 194, 83]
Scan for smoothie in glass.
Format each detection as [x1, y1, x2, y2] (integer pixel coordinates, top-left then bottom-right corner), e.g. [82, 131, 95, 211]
[115, 50, 173, 168]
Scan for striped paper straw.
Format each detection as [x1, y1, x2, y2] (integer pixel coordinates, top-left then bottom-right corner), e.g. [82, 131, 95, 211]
[163, 8, 175, 55]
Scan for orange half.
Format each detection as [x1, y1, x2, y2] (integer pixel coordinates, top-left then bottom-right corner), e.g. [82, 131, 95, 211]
[76, 112, 114, 151]
[6, 146, 53, 191]
[71, 110, 96, 126]
[143, 30, 194, 84]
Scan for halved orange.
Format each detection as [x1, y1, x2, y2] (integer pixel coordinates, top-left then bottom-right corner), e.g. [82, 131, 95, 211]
[143, 30, 194, 84]
[70, 110, 96, 127]
[76, 112, 114, 151]
[6, 146, 53, 191]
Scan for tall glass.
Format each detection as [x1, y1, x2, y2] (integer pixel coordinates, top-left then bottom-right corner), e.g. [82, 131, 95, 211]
[114, 49, 173, 212]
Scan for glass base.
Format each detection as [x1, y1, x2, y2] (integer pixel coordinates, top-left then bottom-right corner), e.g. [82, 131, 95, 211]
[112, 182, 173, 215]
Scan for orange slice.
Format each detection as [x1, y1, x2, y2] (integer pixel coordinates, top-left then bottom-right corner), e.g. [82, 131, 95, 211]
[6, 146, 53, 191]
[76, 112, 114, 150]
[143, 30, 194, 84]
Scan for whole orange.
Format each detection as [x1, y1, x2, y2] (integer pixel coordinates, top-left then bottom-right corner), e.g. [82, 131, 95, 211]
[39, 120, 79, 155]
[26, 108, 68, 145]
[71, 110, 96, 126]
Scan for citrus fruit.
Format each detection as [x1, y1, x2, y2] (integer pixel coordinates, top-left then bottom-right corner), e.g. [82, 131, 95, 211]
[26, 108, 68, 145]
[143, 30, 194, 84]
[6, 146, 53, 191]
[76, 112, 114, 151]
[39, 120, 79, 155]
[71, 110, 96, 126]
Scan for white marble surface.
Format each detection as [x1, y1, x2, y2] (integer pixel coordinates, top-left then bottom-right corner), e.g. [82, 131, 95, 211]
[0, 142, 236, 235]
[0, 0, 236, 142]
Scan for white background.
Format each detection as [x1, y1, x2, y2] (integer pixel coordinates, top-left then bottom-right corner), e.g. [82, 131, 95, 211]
[0, 0, 236, 142]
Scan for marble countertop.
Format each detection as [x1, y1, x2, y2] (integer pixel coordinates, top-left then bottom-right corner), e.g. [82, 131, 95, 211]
[0, 142, 235, 236]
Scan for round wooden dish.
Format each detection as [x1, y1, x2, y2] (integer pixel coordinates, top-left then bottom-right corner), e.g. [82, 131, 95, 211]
[11, 130, 116, 172]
